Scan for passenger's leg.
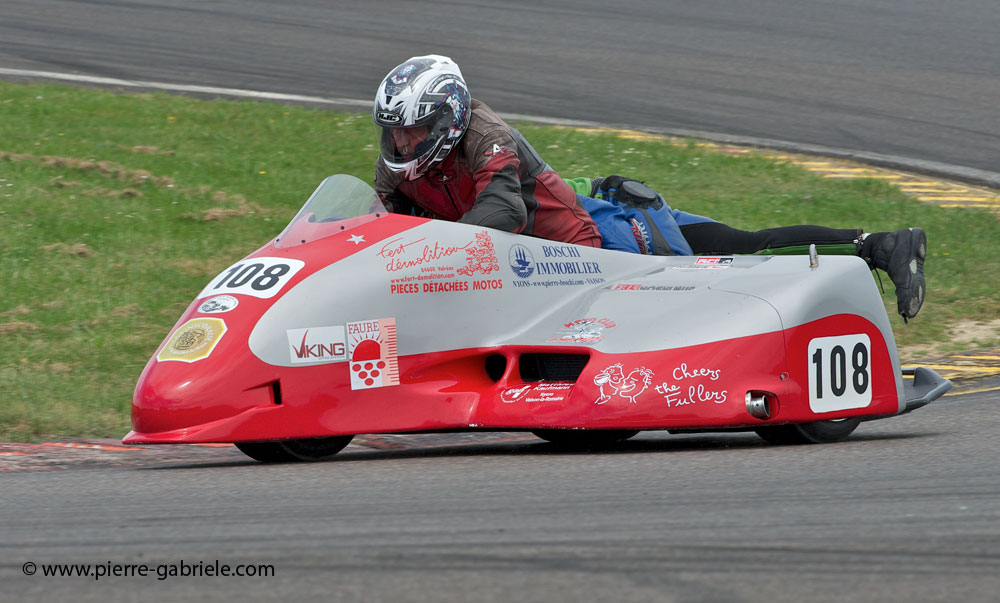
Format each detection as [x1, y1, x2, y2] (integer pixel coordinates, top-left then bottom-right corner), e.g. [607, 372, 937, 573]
[679, 222, 926, 320]
[679, 222, 862, 255]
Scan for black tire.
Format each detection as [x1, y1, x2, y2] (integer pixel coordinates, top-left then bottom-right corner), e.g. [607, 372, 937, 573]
[531, 429, 639, 449]
[754, 418, 861, 445]
[235, 435, 354, 462]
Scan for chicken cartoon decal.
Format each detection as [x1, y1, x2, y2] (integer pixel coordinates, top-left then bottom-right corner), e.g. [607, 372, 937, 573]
[594, 363, 655, 404]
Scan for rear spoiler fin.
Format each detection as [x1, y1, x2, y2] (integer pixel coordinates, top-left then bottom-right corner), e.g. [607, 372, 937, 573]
[900, 366, 952, 414]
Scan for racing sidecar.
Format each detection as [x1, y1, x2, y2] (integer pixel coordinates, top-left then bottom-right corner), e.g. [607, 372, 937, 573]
[125, 174, 951, 461]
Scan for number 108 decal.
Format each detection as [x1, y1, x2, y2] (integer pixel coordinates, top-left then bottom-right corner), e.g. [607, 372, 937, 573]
[198, 257, 305, 300]
[807, 333, 872, 413]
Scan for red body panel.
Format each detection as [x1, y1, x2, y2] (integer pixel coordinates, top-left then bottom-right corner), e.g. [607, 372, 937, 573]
[127, 195, 902, 446]
[126, 314, 898, 444]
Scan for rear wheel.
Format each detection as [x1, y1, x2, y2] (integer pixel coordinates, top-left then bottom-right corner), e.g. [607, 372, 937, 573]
[235, 435, 354, 462]
[531, 429, 639, 449]
[754, 418, 861, 445]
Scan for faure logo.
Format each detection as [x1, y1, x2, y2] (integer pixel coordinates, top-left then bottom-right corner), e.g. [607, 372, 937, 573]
[509, 244, 535, 278]
[376, 111, 403, 124]
[347, 318, 400, 390]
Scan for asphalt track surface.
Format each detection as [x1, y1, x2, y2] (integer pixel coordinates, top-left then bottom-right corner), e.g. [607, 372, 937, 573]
[3, 384, 1000, 602]
[1, 0, 999, 186]
[2, 2, 1000, 601]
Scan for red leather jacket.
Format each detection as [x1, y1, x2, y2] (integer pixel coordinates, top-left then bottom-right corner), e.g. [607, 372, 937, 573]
[374, 100, 601, 247]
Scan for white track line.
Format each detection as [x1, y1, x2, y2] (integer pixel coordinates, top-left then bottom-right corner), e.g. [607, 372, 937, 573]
[0, 67, 611, 127]
[0, 67, 371, 108]
[3, 66, 1000, 188]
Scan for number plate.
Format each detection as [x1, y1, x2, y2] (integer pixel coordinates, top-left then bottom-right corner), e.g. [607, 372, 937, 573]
[198, 257, 305, 300]
[808, 334, 872, 413]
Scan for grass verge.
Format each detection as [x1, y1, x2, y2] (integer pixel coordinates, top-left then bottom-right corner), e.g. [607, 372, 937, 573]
[2, 82, 998, 440]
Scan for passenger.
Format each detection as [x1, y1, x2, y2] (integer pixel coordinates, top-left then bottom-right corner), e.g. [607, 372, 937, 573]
[371, 55, 926, 319]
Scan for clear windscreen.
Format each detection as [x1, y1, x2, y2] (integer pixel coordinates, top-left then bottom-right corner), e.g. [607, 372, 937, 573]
[274, 174, 386, 249]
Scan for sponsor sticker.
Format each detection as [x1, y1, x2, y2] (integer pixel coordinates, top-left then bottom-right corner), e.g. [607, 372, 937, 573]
[157, 318, 227, 363]
[508, 243, 604, 288]
[457, 231, 499, 276]
[197, 295, 239, 314]
[613, 284, 696, 292]
[383, 230, 500, 295]
[670, 256, 735, 270]
[549, 318, 615, 343]
[509, 244, 535, 278]
[347, 318, 400, 390]
[501, 382, 573, 404]
[379, 231, 497, 274]
[286, 326, 347, 364]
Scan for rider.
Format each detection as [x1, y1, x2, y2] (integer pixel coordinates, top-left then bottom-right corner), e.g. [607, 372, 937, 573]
[371, 55, 926, 320]
[372, 55, 600, 248]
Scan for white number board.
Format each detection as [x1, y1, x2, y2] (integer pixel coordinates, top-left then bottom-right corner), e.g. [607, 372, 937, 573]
[808, 333, 872, 413]
[198, 257, 305, 300]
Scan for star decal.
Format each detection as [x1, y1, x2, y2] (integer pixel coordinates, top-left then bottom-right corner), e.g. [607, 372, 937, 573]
[348, 234, 365, 245]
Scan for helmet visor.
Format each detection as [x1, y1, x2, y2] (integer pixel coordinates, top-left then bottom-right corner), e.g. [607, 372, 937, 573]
[378, 124, 440, 164]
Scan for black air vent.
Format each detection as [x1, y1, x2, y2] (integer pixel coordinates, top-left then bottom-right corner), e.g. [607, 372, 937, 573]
[485, 354, 507, 383]
[519, 354, 590, 382]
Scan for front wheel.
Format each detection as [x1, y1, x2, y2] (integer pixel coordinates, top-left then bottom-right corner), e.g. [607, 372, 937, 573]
[235, 435, 354, 462]
[531, 429, 639, 449]
[754, 418, 861, 445]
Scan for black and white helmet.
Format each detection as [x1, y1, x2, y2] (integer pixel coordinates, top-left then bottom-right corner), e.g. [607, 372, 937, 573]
[373, 55, 471, 180]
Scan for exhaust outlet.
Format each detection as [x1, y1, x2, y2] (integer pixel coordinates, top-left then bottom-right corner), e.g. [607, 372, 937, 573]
[745, 390, 775, 420]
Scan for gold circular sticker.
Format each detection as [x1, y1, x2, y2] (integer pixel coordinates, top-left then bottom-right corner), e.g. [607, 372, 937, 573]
[157, 318, 228, 363]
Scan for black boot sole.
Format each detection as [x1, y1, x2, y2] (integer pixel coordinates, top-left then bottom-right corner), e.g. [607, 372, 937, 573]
[891, 228, 926, 319]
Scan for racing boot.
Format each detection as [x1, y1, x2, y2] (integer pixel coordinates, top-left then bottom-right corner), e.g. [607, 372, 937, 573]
[590, 177, 606, 198]
[859, 228, 927, 320]
[591, 175, 664, 209]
